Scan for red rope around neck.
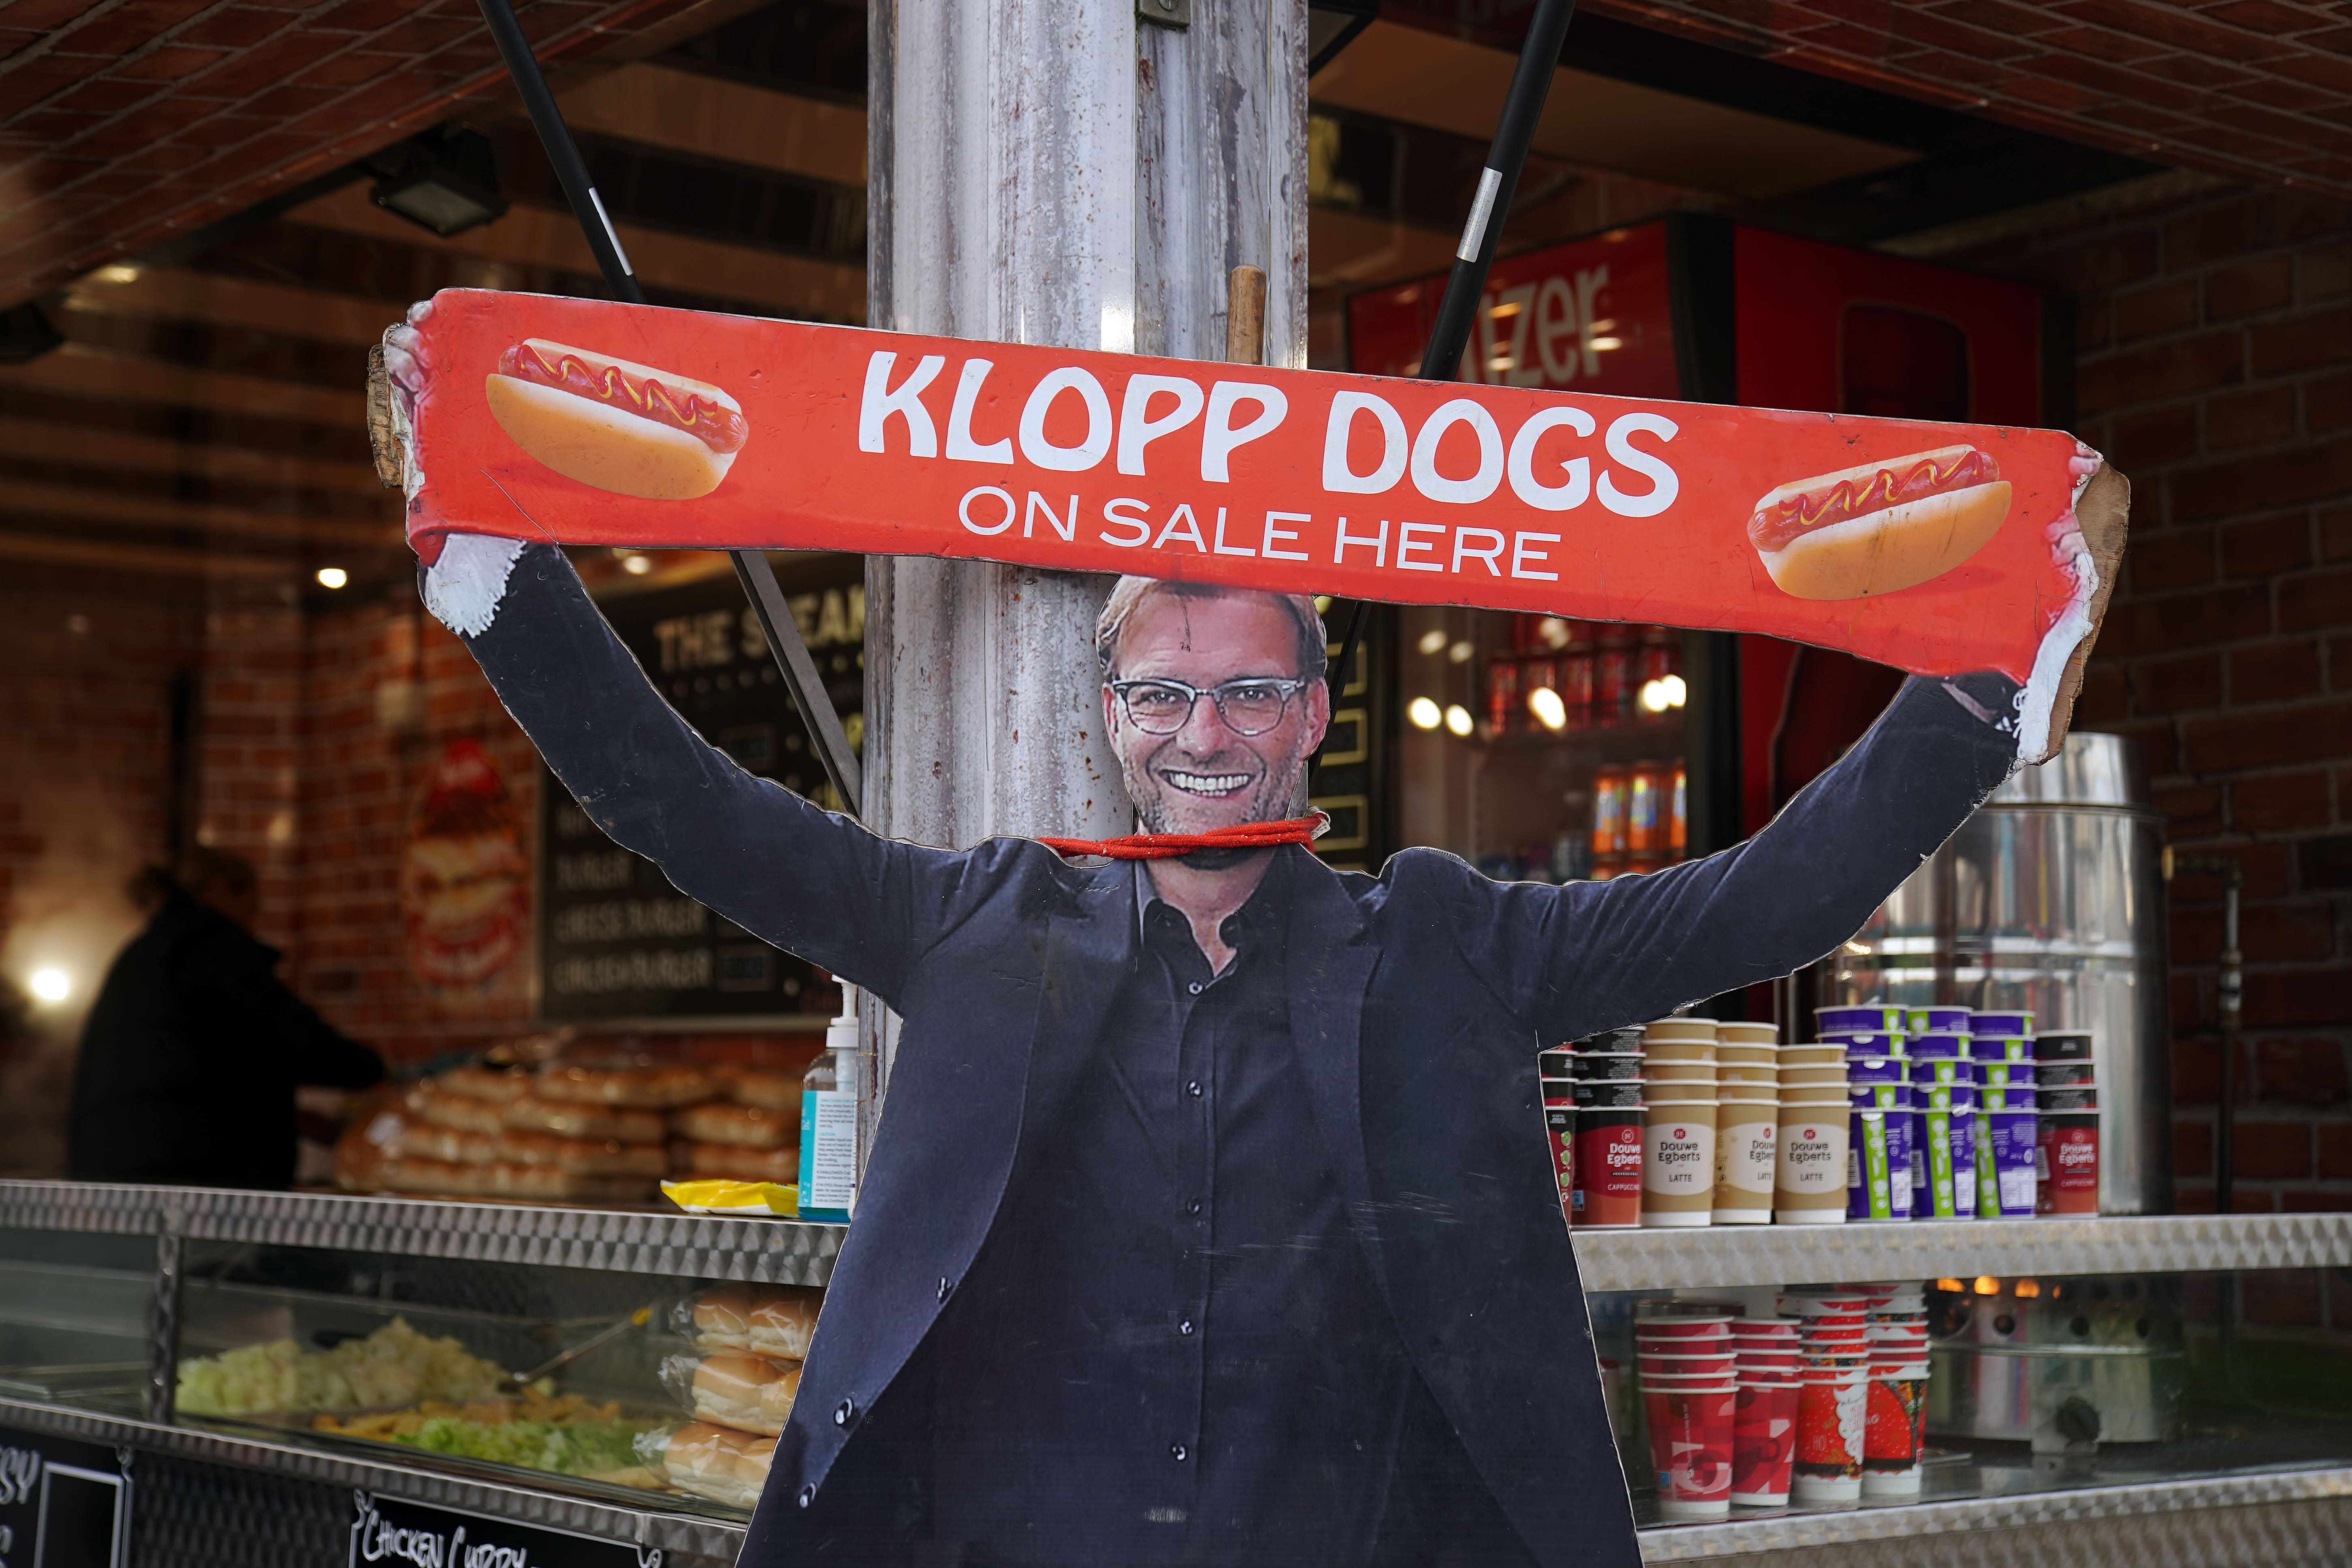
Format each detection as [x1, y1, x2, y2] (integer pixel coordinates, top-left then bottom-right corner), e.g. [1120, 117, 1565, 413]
[1037, 813, 1326, 861]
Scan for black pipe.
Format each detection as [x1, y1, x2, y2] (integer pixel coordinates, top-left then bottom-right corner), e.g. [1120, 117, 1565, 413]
[1416, 0, 1578, 383]
[471, 0, 864, 816]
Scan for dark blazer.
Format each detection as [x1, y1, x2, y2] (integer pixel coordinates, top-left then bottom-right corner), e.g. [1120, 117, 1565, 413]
[68, 893, 384, 1188]
[456, 545, 2020, 1568]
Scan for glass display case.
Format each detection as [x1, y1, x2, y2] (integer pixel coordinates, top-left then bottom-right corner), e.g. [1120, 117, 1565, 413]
[0, 1183, 2346, 1566]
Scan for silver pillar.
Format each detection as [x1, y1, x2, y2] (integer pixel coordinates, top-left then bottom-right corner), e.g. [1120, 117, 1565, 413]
[859, 0, 1308, 1112]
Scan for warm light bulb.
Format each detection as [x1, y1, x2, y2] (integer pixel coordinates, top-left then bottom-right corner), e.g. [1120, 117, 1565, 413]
[1974, 1277, 2001, 1296]
[621, 554, 653, 576]
[1407, 696, 1443, 731]
[28, 967, 69, 1004]
[1416, 628, 1448, 656]
[1638, 678, 1670, 714]
[1443, 703, 1474, 737]
[1527, 686, 1567, 730]
[1661, 673, 1687, 708]
[1447, 640, 1475, 664]
[315, 567, 348, 589]
[1537, 617, 1571, 649]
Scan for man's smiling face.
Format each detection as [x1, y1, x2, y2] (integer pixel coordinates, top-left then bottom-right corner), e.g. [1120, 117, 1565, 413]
[1103, 589, 1330, 838]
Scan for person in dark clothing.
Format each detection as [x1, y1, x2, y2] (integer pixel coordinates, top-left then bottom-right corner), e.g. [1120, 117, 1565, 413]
[68, 846, 384, 1189]
[421, 532, 2112, 1568]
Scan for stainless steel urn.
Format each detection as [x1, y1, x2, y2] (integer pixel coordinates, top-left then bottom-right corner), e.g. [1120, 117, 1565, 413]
[1814, 732, 2172, 1215]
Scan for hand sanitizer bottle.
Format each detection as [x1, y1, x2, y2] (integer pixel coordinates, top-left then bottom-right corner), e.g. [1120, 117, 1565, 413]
[798, 985, 860, 1222]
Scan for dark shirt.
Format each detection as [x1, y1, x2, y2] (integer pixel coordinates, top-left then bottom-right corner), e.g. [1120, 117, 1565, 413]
[925, 851, 1428, 1568]
[68, 893, 384, 1188]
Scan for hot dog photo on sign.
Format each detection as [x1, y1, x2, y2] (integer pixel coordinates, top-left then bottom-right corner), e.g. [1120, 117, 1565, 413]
[379, 288, 2126, 1568]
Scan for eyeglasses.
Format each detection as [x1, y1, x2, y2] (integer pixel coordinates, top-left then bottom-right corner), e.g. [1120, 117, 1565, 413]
[1109, 676, 1313, 737]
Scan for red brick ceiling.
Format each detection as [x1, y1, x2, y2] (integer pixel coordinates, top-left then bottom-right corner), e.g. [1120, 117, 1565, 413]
[1587, 0, 2352, 203]
[0, 0, 709, 309]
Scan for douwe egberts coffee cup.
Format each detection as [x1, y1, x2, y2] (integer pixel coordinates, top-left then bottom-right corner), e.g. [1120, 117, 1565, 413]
[1781, 1065, 1851, 1087]
[1717, 1062, 1778, 1087]
[1717, 1043, 1779, 1065]
[1641, 1101, 1719, 1226]
[1643, 1061, 1718, 1084]
[1712, 1100, 1777, 1225]
[1642, 1041, 1717, 1066]
[1773, 1105, 1849, 1223]
[1643, 1017, 1719, 1042]
[1716, 1021, 1779, 1047]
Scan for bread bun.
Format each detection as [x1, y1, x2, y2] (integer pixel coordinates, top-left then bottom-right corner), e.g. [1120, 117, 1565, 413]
[485, 340, 744, 502]
[673, 1141, 799, 1182]
[501, 1094, 663, 1144]
[482, 1163, 658, 1204]
[670, 1101, 796, 1149]
[403, 1123, 497, 1165]
[659, 1422, 773, 1509]
[686, 1351, 802, 1436]
[437, 1065, 531, 1103]
[1750, 446, 2011, 600]
[538, 1063, 718, 1109]
[497, 1130, 666, 1176]
[728, 1069, 803, 1112]
[688, 1285, 821, 1359]
[410, 1084, 508, 1136]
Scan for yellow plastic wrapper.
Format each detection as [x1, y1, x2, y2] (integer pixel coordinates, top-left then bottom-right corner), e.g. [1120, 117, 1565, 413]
[660, 1179, 797, 1217]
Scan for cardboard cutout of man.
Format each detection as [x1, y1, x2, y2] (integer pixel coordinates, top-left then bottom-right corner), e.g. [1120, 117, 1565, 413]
[425, 533, 2095, 1568]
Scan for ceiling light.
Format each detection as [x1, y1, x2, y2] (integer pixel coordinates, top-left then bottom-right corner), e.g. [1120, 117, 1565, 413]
[316, 566, 348, 589]
[1527, 686, 1566, 730]
[0, 302, 63, 365]
[1447, 640, 1474, 664]
[28, 967, 69, 1005]
[1536, 617, 1571, 649]
[1443, 703, 1473, 737]
[621, 553, 653, 576]
[1639, 678, 1668, 714]
[1660, 673, 1687, 708]
[94, 264, 141, 284]
[370, 128, 509, 238]
[1416, 628, 1447, 656]
[1407, 696, 1442, 730]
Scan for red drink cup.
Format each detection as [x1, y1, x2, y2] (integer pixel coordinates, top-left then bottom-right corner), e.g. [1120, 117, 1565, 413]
[1642, 1383, 1736, 1520]
[1637, 1352, 1736, 1378]
[1734, 1351, 1799, 1371]
[1731, 1380, 1801, 1506]
[1792, 1367, 1868, 1503]
[1860, 1370, 1930, 1497]
[1632, 1302, 1740, 1332]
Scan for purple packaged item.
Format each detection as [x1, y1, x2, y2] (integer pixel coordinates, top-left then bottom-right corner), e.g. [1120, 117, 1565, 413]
[1834, 1032, 1907, 1057]
[1983, 1107, 2038, 1216]
[1911, 1057, 1975, 1086]
[1849, 1082, 1910, 1109]
[1971, 1010, 2033, 1038]
[1904, 1006, 1971, 1035]
[1979, 1082, 2038, 1112]
[1819, 1005, 1906, 1035]
[1969, 1036, 2031, 1062]
[1978, 1060, 2033, 1088]
[1914, 1080, 1977, 1110]
[1848, 1056, 1907, 1085]
[1906, 1032, 1967, 1060]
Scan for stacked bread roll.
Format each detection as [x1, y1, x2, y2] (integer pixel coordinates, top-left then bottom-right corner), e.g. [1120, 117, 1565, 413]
[646, 1284, 822, 1508]
[668, 1069, 802, 1183]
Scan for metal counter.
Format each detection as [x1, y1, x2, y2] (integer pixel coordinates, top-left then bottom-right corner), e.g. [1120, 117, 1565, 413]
[4, 1180, 2348, 1567]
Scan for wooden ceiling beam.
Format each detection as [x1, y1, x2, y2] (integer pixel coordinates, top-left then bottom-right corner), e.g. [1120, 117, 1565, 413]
[557, 64, 867, 189]
[61, 266, 408, 351]
[1, 479, 399, 550]
[282, 184, 867, 324]
[0, 529, 298, 582]
[0, 416, 384, 498]
[0, 344, 367, 428]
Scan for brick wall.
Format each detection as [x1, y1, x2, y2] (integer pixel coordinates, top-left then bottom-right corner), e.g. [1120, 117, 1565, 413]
[1945, 178, 2352, 1212]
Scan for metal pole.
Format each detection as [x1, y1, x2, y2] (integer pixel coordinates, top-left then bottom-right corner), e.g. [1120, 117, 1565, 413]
[1315, 0, 1575, 780]
[472, 0, 863, 816]
[1416, 0, 1577, 384]
[2172, 852, 2244, 1212]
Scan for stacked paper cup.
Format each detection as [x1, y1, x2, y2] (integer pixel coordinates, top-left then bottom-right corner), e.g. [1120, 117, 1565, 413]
[1782, 1289, 1871, 1503]
[1566, 1025, 1646, 1228]
[1633, 1301, 1739, 1520]
[1858, 1283, 1932, 1496]
[1640, 1019, 1718, 1228]
[2035, 1030, 2099, 1215]
[1712, 1022, 1779, 1225]
[1971, 1010, 2037, 1217]
[1773, 1043, 1849, 1224]
[1727, 1314, 1801, 1506]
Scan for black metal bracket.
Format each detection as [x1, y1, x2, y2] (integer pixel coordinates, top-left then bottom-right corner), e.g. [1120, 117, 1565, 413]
[472, 0, 864, 817]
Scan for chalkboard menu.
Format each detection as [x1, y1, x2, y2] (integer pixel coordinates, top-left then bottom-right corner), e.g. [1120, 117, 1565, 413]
[349, 1493, 658, 1568]
[0, 1427, 128, 1568]
[535, 554, 863, 1025]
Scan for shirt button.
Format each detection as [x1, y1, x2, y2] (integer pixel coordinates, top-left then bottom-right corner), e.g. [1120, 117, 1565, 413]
[834, 1398, 856, 1427]
[1185, 1199, 1202, 1216]
[1187, 1081, 1202, 1098]
[937, 1276, 952, 1302]
[1187, 981, 1203, 995]
[798, 1484, 816, 1508]
[1170, 1443, 1188, 1463]
[1178, 1318, 1195, 1336]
